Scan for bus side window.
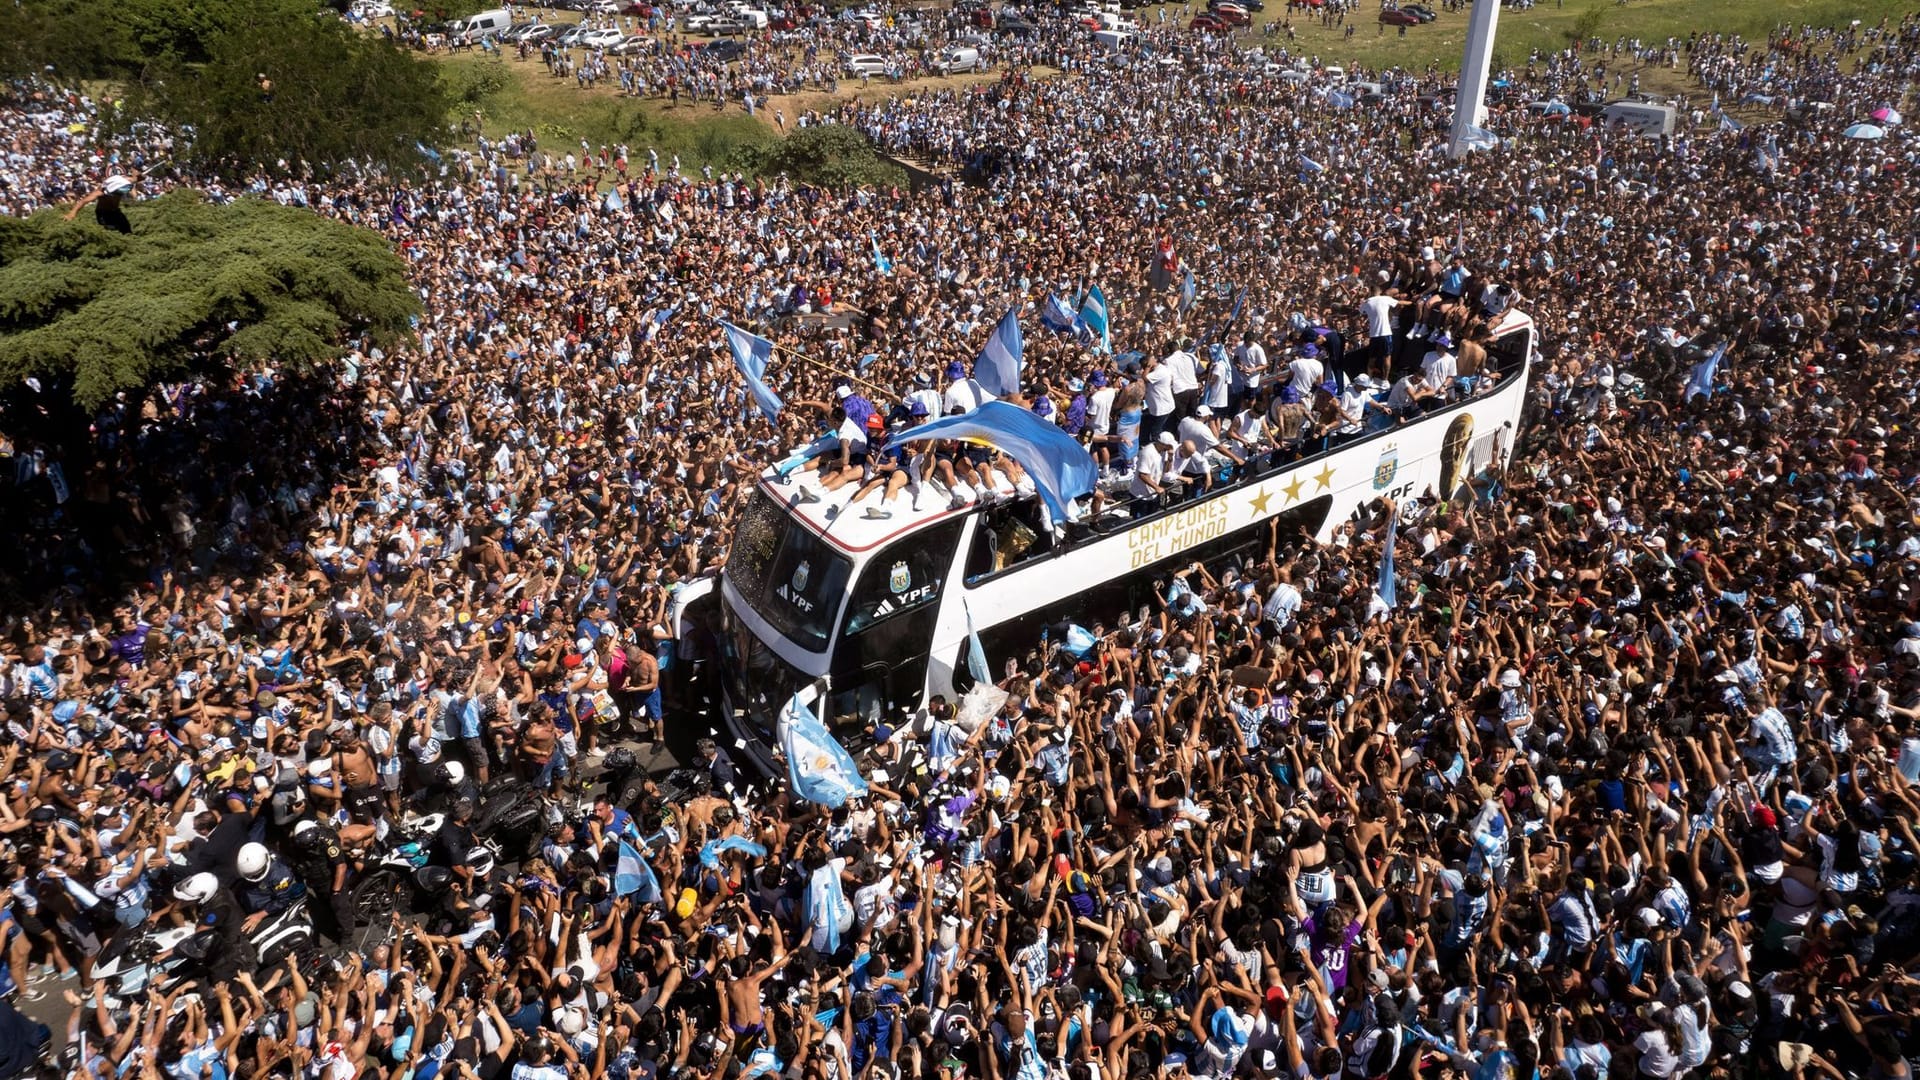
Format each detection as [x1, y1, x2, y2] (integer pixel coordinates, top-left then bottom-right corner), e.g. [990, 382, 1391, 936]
[964, 503, 1056, 584]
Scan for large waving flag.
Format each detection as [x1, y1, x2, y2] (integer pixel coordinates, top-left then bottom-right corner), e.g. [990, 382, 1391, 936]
[871, 233, 893, 275]
[613, 839, 662, 903]
[1367, 505, 1400, 621]
[720, 320, 783, 421]
[782, 694, 869, 808]
[1685, 341, 1727, 403]
[699, 836, 769, 868]
[1041, 293, 1077, 333]
[973, 308, 1024, 397]
[891, 400, 1098, 523]
[1075, 285, 1111, 353]
[1178, 268, 1198, 315]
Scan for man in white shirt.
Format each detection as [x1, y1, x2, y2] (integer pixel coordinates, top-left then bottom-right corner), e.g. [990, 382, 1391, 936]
[1287, 345, 1325, 397]
[1421, 332, 1458, 398]
[1086, 371, 1117, 438]
[1143, 354, 1178, 444]
[1224, 403, 1265, 466]
[1203, 348, 1232, 411]
[1231, 333, 1267, 411]
[1164, 340, 1201, 418]
[905, 372, 942, 420]
[942, 359, 994, 415]
[1176, 405, 1223, 457]
[1130, 431, 1174, 515]
[1360, 290, 1403, 377]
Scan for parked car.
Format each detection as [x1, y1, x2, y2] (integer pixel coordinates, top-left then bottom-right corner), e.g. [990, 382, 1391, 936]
[995, 14, 1036, 36]
[620, 2, 655, 14]
[611, 33, 654, 53]
[350, 1, 395, 18]
[930, 45, 981, 73]
[843, 52, 889, 76]
[705, 37, 747, 59]
[1209, 4, 1251, 25]
[1379, 6, 1421, 24]
[705, 16, 746, 33]
[1189, 13, 1229, 31]
[577, 26, 625, 46]
[1399, 3, 1437, 19]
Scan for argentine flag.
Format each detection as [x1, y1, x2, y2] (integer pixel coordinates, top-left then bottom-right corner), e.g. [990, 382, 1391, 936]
[872, 233, 893, 275]
[1075, 285, 1111, 353]
[973, 308, 1024, 398]
[720, 320, 783, 422]
[613, 839, 662, 903]
[782, 694, 869, 808]
[1367, 504, 1400, 622]
[1041, 292, 1077, 333]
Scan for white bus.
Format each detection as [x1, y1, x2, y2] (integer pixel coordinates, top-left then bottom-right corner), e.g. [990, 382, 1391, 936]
[682, 311, 1537, 773]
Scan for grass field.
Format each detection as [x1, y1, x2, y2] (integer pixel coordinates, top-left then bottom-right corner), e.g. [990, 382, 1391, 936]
[1208, 0, 1915, 75]
[428, 0, 1912, 170]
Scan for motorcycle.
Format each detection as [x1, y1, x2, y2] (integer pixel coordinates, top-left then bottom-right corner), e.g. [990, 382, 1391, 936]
[89, 897, 315, 1009]
[350, 811, 501, 929]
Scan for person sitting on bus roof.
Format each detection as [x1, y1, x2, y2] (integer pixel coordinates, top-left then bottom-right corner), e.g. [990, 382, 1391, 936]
[1311, 380, 1363, 448]
[772, 399, 867, 500]
[942, 359, 995, 415]
[1129, 431, 1176, 518]
[1385, 370, 1437, 420]
[1223, 401, 1266, 467]
[1421, 332, 1459, 400]
[847, 410, 932, 519]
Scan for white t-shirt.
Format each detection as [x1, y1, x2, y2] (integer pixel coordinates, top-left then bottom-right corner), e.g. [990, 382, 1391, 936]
[1361, 295, 1398, 338]
[1131, 445, 1167, 498]
[1287, 356, 1324, 395]
[1421, 349, 1457, 393]
[944, 378, 994, 415]
[1144, 365, 1177, 415]
[1088, 387, 1118, 435]
[1165, 350, 1200, 394]
[1177, 416, 1221, 452]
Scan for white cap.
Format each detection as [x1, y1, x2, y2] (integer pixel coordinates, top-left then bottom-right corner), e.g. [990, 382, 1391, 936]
[103, 174, 133, 195]
[1156, 431, 1176, 447]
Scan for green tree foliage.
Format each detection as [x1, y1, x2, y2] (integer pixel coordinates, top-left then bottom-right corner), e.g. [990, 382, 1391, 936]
[735, 124, 907, 190]
[0, 190, 417, 411]
[127, 9, 451, 177]
[0, 0, 449, 177]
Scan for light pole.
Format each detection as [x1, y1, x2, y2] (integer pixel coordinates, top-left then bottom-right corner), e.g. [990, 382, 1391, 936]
[1447, 0, 1503, 157]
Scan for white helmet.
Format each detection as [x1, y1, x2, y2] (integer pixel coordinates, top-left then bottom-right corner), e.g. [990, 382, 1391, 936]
[174, 872, 220, 904]
[237, 842, 272, 883]
[443, 760, 466, 786]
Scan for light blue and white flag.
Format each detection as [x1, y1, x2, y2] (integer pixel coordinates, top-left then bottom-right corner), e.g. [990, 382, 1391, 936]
[720, 320, 783, 421]
[1368, 504, 1400, 621]
[1041, 292, 1077, 333]
[872, 233, 893, 275]
[1075, 285, 1111, 353]
[973, 307, 1024, 398]
[891, 401, 1098, 523]
[613, 839, 662, 903]
[700, 836, 770, 868]
[964, 602, 992, 686]
[1178, 268, 1198, 315]
[782, 693, 869, 808]
[1685, 341, 1727, 403]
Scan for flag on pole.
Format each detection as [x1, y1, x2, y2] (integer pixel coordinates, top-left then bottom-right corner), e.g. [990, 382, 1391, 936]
[1685, 341, 1727, 402]
[1178, 268, 1198, 315]
[964, 602, 992, 686]
[1368, 505, 1400, 621]
[1041, 292, 1077, 333]
[871, 234, 893, 275]
[1075, 285, 1111, 353]
[973, 307, 1024, 398]
[782, 693, 869, 808]
[613, 839, 662, 903]
[720, 320, 783, 421]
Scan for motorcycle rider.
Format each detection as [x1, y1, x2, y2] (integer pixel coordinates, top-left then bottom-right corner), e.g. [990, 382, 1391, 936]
[235, 842, 305, 933]
[167, 872, 247, 983]
[289, 820, 354, 943]
[414, 760, 476, 816]
[430, 799, 482, 895]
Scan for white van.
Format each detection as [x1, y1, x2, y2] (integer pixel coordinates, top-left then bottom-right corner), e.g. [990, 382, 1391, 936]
[933, 46, 981, 73]
[452, 8, 510, 40]
[1599, 100, 1676, 136]
[1094, 11, 1138, 31]
[1091, 28, 1131, 51]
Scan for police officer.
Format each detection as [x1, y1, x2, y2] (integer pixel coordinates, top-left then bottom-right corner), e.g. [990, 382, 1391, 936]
[288, 820, 353, 942]
[234, 842, 305, 932]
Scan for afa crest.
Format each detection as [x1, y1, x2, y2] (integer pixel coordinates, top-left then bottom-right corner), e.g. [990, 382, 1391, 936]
[792, 560, 810, 593]
[888, 561, 911, 594]
[1373, 447, 1399, 490]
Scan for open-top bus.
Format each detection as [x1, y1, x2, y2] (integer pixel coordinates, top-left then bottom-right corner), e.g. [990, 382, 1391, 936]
[680, 310, 1537, 774]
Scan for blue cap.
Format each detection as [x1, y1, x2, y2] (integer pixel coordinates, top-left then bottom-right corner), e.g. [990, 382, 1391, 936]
[1300, 343, 1320, 357]
[909, 401, 930, 417]
[1280, 386, 1302, 404]
[1068, 377, 1086, 392]
[945, 360, 966, 379]
[1092, 371, 1109, 387]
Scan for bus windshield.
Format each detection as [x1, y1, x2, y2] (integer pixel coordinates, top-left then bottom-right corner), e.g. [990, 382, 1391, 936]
[726, 489, 852, 652]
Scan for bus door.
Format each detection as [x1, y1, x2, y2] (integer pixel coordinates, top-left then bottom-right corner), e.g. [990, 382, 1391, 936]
[833, 519, 966, 723]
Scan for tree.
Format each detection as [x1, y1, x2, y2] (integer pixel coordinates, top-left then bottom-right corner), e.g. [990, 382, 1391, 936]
[0, 189, 418, 414]
[737, 124, 908, 190]
[127, 8, 451, 178]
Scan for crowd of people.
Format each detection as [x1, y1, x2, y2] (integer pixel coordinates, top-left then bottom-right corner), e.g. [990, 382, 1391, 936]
[5, 10, 1920, 1080]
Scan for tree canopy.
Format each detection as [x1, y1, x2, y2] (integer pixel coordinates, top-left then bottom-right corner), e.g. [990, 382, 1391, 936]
[0, 190, 418, 412]
[0, 0, 450, 178]
[735, 124, 908, 190]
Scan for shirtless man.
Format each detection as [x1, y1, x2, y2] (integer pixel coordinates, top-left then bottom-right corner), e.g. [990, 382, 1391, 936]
[719, 913, 793, 1047]
[333, 730, 383, 832]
